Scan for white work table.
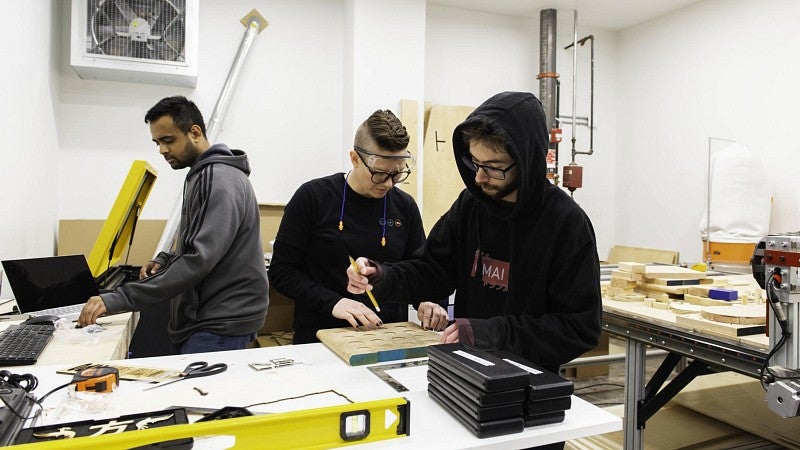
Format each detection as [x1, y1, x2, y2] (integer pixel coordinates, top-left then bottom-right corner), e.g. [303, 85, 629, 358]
[9, 343, 621, 449]
[0, 311, 137, 365]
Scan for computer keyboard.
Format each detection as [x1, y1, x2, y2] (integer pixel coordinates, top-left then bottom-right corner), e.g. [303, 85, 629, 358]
[0, 323, 55, 366]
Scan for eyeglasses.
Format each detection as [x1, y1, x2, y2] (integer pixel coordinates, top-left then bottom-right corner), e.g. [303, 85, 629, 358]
[354, 146, 412, 184]
[460, 154, 516, 180]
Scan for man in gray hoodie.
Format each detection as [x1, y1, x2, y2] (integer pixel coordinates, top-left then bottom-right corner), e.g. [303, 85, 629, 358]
[77, 96, 269, 354]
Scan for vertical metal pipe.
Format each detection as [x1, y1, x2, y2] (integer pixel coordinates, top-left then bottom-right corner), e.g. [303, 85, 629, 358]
[539, 9, 557, 134]
[587, 35, 594, 153]
[570, 10, 578, 164]
[154, 12, 267, 256]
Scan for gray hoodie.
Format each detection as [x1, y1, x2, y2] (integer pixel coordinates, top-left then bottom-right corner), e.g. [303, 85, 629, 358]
[102, 144, 269, 344]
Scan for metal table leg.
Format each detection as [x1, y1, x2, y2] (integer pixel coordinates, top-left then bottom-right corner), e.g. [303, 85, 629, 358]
[623, 338, 645, 450]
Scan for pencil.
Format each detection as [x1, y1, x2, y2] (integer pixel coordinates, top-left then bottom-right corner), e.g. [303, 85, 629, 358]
[348, 255, 380, 312]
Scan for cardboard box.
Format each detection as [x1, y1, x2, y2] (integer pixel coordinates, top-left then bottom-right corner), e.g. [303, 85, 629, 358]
[258, 204, 284, 252]
[566, 403, 770, 449]
[58, 219, 166, 265]
[260, 285, 294, 333]
[673, 372, 800, 448]
[563, 331, 610, 379]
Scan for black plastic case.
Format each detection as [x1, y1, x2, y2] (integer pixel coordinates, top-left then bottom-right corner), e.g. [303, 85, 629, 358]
[427, 344, 530, 392]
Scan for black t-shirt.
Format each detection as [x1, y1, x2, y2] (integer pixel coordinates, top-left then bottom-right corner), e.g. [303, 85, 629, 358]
[269, 173, 427, 343]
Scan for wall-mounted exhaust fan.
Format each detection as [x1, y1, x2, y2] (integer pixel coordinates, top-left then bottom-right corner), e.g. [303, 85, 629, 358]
[70, 0, 198, 87]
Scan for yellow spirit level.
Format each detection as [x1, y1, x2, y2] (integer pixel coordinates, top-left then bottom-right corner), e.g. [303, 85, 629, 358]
[10, 397, 410, 449]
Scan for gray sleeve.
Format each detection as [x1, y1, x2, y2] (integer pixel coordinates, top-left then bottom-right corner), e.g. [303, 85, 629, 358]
[103, 172, 248, 311]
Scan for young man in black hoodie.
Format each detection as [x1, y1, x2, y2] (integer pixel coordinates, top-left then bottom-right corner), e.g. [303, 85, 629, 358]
[77, 96, 269, 355]
[347, 91, 601, 375]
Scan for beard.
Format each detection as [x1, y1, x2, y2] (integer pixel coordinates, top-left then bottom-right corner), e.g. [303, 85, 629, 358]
[477, 178, 518, 200]
[168, 140, 199, 169]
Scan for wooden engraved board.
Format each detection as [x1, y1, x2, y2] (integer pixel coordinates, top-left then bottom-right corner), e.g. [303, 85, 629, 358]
[700, 305, 766, 325]
[675, 314, 765, 337]
[316, 322, 441, 366]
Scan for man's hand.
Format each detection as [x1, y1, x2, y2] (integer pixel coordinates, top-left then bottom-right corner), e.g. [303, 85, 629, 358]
[417, 302, 449, 331]
[139, 261, 162, 279]
[346, 257, 376, 294]
[77, 296, 108, 328]
[332, 298, 383, 329]
[440, 322, 460, 344]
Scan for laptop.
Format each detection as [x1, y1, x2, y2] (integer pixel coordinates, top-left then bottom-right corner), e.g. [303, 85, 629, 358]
[1, 255, 99, 321]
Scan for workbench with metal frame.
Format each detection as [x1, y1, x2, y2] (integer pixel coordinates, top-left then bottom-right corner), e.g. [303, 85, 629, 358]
[601, 298, 769, 450]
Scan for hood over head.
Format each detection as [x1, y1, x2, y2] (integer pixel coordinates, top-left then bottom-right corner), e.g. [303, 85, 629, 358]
[187, 143, 251, 177]
[453, 91, 548, 221]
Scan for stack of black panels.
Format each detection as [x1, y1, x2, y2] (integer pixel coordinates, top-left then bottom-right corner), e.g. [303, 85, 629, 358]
[426, 343, 573, 438]
[495, 350, 574, 427]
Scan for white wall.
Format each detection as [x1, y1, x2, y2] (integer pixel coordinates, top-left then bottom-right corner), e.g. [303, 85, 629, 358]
[59, 0, 346, 222]
[0, 0, 61, 297]
[424, 5, 619, 257]
[345, 0, 426, 166]
[616, 0, 800, 262]
[6, 0, 796, 280]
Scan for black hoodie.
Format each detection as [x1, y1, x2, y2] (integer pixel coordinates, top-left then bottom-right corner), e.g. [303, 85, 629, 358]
[368, 92, 601, 372]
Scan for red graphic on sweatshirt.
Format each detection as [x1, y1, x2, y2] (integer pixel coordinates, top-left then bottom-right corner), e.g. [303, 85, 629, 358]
[470, 250, 510, 291]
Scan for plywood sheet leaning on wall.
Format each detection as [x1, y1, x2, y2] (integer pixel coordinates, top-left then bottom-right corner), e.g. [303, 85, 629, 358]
[422, 104, 474, 234]
[399, 100, 420, 201]
[58, 219, 166, 266]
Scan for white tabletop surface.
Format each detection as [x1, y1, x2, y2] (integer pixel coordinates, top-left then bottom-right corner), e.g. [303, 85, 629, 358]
[0, 311, 137, 366]
[12, 343, 621, 449]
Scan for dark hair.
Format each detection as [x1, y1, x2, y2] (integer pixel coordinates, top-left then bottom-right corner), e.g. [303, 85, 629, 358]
[354, 110, 409, 152]
[144, 95, 207, 138]
[461, 121, 508, 153]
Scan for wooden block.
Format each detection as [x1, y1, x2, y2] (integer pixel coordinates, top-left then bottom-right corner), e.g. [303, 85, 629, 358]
[643, 266, 707, 280]
[605, 286, 628, 297]
[611, 270, 643, 281]
[675, 314, 765, 337]
[607, 246, 679, 265]
[701, 305, 766, 325]
[635, 289, 670, 302]
[708, 288, 738, 301]
[646, 277, 702, 286]
[617, 262, 646, 273]
[669, 302, 704, 315]
[609, 278, 637, 289]
[684, 294, 736, 307]
[687, 286, 713, 297]
[316, 322, 441, 366]
[652, 301, 670, 310]
[638, 282, 689, 295]
[612, 293, 646, 302]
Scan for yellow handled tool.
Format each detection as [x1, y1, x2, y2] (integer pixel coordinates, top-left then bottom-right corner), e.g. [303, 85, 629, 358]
[349, 255, 380, 312]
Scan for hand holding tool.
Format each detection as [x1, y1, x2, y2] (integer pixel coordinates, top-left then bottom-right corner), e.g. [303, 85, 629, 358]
[348, 255, 380, 312]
